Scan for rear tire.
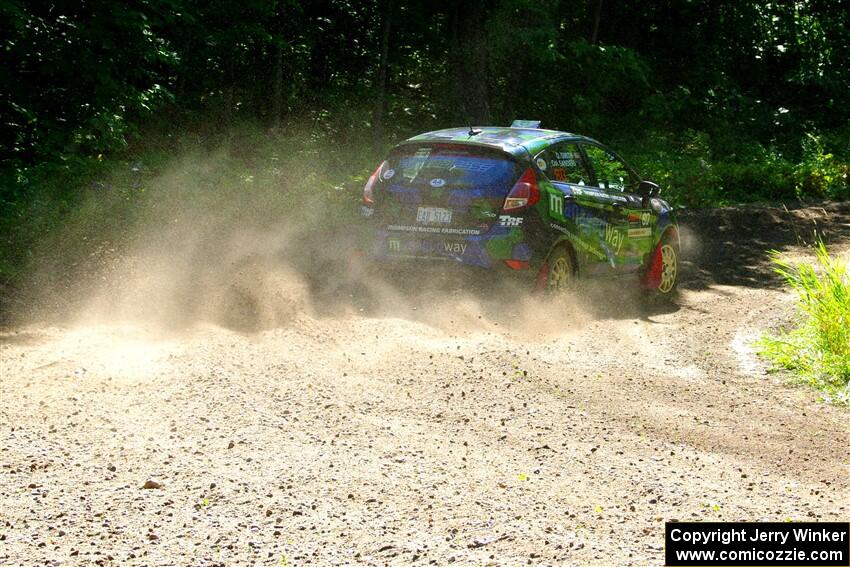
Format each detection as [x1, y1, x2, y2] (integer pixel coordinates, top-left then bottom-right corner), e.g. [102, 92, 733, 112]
[543, 246, 576, 293]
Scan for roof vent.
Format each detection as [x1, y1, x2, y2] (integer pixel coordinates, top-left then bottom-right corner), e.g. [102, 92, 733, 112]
[511, 119, 541, 129]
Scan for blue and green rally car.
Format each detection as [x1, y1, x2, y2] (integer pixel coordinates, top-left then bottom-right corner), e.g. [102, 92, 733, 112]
[358, 121, 679, 297]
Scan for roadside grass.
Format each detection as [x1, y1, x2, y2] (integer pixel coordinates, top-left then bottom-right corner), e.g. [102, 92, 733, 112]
[757, 241, 850, 406]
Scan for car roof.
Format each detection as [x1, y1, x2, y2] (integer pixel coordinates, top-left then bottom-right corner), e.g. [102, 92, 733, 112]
[400, 127, 598, 158]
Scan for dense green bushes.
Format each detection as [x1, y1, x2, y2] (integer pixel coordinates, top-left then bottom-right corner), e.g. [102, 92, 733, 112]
[2, 1, 849, 286]
[620, 130, 848, 208]
[794, 133, 850, 199]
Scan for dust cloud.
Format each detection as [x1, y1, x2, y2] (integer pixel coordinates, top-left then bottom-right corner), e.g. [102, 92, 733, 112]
[10, 139, 653, 343]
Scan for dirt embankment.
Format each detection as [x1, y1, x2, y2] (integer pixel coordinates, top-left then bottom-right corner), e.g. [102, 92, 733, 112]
[1, 202, 849, 566]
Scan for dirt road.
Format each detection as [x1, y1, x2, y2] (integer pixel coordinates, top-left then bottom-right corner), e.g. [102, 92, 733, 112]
[1, 203, 849, 566]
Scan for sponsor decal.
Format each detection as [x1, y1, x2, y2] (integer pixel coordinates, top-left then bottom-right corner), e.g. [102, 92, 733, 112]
[382, 168, 395, 180]
[551, 151, 577, 168]
[387, 224, 481, 236]
[604, 224, 625, 254]
[575, 210, 607, 233]
[360, 206, 374, 217]
[443, 241, 467, 254]
[549, 223, 606, 260]
[549, 193, 564, 216]
[580, 187, 626, 202]
[536, 158, 547, 170]
[551, 159, 576, 167]
[498, 215, 523, 227]
[563, 202, 580, 220]
[429, 178, 446, 188]
[627, 227, 652, 238]
[385, 238, 470, 256]
[627, 211, 654, 226]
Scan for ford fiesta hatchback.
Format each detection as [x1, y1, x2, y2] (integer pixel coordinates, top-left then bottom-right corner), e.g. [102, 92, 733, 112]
[358, 121, 680, 297]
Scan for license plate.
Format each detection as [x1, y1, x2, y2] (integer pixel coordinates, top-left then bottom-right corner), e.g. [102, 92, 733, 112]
[416, 206, 452, 224]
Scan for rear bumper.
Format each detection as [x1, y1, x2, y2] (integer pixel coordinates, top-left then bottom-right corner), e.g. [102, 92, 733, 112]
[364, 223, 535, 271]
[357, 255, 541, 289]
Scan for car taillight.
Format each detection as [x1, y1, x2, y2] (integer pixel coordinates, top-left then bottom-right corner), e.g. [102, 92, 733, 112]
[362, 160, 386, 205]
[502, 167, 540, 212]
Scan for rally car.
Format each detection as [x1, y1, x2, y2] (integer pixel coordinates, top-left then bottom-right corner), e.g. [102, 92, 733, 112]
[358, 121, 679, 297]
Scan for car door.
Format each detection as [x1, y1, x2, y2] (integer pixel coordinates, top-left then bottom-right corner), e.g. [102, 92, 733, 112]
[536, 141, 619, 275]
[580, 144, 657, 274]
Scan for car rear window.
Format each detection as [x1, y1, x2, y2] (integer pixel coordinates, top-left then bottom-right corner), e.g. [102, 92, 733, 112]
[386, 145, 519, 189]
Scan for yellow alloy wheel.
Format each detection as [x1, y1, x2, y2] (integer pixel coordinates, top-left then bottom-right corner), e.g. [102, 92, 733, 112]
[548, 254, 573, 291]
[658, 243, 678, 293]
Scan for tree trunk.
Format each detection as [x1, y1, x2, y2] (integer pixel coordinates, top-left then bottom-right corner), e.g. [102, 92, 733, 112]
[273, 48, 284, 126]
[272, 2, 284, 127]
[225, 56, 235, 128]
[590, 0, 603, 44]
[448, 0, 491, 125]
[373, 0, 394, 152]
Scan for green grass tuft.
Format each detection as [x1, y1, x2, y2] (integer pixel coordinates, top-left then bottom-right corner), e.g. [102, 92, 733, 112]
[757, 241, 850, 405]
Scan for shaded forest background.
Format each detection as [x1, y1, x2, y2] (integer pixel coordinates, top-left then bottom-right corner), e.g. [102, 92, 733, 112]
[1, 0, 849, 284]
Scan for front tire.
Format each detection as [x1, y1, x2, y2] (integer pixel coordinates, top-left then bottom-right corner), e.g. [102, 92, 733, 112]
[658, 239, 679, 294]
[644, 234, 679, 302]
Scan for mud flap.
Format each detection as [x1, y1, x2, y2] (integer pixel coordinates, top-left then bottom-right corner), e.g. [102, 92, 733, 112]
[534, 261, 549, 292]
[641, 242, 663, 290]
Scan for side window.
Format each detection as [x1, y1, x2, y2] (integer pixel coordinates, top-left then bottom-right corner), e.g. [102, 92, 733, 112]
[583, 145, 636, 193]
[536, 143, 589, 186]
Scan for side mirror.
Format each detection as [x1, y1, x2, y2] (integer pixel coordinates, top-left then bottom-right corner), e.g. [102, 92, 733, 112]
[639, 180, 661, 198]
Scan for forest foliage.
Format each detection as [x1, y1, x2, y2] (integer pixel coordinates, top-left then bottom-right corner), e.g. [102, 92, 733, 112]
[1, 0, 849, 281]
